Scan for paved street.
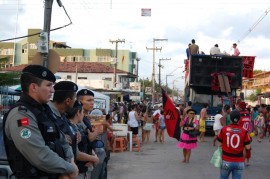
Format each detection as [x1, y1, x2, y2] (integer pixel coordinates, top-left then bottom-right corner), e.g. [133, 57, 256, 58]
[108, 130, 270, 179]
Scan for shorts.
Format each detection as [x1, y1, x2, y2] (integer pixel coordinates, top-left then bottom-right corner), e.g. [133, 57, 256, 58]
[159, 126, 166, 130]
[130, 127, 139, 135]
[199, 119, 206, 132]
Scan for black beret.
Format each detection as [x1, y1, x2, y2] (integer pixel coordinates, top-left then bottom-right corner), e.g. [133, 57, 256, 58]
[22, 65, 56, 82]
[54, 81, 78, 92]
[77, 89, 94, 97]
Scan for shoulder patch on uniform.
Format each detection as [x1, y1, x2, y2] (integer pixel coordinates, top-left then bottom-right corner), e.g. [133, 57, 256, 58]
[17, 118, 29, 127]
[20, 128, 31, 139]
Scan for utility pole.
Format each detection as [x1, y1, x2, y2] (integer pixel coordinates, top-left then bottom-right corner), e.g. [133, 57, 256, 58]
[158, 58, 171, 87]
[146, 38, 168, 105]
[37, 0, 54, 68]
[166, 74, 174, 93]
[135, 58, 141, 82]
[109, 39, 125, 87]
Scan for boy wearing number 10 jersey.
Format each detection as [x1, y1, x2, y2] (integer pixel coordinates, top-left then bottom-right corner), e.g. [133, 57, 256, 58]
[217, 110, 251, 179]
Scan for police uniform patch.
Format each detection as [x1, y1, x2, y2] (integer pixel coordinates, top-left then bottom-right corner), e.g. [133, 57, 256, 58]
[20, 128, 31, 139]
[17, 118, 29, 127]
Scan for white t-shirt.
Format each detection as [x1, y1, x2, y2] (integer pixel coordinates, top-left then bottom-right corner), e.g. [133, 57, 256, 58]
[213, 114, 223, 131]
[128, 111, 138, 127]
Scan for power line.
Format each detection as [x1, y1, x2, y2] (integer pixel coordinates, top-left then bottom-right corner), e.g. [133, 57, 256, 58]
[237, 6, 270, 44]
[0, 1, 72, 42]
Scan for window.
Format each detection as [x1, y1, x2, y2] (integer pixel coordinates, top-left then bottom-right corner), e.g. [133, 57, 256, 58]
[22, 44, 28, 53]
[29, 43, 37, 49]
[78, 77, 87, 80]
[67, 75, 72, 80]
[103, 77, 112, 81]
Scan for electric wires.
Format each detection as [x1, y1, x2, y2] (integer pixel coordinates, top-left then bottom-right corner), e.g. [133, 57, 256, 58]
[0, 0, 72, 42]
[237, 6, 270, 44]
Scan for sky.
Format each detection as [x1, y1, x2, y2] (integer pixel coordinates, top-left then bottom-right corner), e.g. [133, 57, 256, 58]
[1, 0, 270, 91]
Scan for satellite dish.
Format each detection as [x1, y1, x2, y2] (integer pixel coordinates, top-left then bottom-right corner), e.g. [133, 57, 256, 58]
[32, 49, 60, 74]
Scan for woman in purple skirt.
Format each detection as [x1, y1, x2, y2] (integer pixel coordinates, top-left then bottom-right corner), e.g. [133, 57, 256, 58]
[177, 108, 199, 163]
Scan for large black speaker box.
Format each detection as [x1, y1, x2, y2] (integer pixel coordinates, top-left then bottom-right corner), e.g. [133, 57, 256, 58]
[189, 55, 243, 94]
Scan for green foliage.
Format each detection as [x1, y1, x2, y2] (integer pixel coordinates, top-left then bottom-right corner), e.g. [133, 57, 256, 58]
[246, 89, 262, 102]
[0, 72, 21, 86]
[253, 70, 263, 75]
[0, 57, 9, 64]
[248, 93, 257, 102]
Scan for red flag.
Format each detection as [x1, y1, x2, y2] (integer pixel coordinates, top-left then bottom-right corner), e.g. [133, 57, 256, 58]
[162, 88, 180, 141]
[122, 56, 124, 63]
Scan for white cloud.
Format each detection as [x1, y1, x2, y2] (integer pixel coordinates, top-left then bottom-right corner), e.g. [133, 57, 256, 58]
[1, 0, 270, 90]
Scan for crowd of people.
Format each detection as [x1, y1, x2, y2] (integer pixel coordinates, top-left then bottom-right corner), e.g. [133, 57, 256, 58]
[1, 64, 270, 179]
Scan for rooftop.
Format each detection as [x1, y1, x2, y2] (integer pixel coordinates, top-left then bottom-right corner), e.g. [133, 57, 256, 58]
[3, 62, 132, 74]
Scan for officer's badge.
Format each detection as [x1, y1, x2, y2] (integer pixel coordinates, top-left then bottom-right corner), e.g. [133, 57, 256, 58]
[84, 90, 87, 94]
[42, 71, 47, 77]
[20, 128, 31, 139]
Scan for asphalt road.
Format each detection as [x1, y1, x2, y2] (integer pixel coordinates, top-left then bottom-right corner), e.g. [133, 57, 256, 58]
[107, 130, 270, 179]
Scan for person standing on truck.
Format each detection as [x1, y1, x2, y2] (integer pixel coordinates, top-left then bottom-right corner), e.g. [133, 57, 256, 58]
[198, 103, 209, 142]
[186, 43, 191, 59]
[189, 39, 199, 59]
[232, 43, 240, 56]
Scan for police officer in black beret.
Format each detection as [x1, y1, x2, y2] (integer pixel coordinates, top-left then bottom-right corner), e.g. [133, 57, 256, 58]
[77, 89, 110, 179]
[49, 82, 100, 179]
[48, 81, 79, 156]
[3, 65, 78, 178]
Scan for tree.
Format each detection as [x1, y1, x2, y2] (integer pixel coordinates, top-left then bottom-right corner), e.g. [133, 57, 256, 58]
[253, 70, 263, 75]
[247, 89, 261, 102]
[0, 72, 21, 86]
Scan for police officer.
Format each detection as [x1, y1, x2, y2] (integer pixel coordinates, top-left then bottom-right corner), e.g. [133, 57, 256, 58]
[48, 81, 79, 156]
[77, 89, 98, 142]
[50, 82, 99, 179]
[77, 89, 107, 179]
[3, 65, 78, 178]
[217, 110, 251, 179]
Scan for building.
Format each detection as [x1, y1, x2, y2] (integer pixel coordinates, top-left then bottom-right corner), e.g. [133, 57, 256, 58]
[242, 71, 270, 104]
[0, 29, 138, 75]
[3, 62, 136, 90]
[0, 42, 14, 68]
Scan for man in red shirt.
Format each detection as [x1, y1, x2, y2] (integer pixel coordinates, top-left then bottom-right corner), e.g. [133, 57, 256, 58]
[218, 110, 251, 179]
[237, 102, 252, 166]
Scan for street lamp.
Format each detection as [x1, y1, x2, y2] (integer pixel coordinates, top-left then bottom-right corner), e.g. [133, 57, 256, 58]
[166, 74, 174, 92]
[146, 38, 168, 106]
